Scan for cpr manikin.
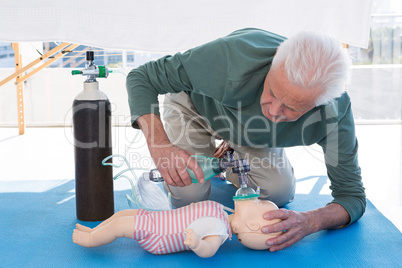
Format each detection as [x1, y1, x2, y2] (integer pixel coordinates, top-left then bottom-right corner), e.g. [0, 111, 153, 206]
[230, 198, 282, 250]
[72, 198, 282, 258]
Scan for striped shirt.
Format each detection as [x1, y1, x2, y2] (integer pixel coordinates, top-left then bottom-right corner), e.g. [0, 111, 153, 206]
[133, 200, 232, 255]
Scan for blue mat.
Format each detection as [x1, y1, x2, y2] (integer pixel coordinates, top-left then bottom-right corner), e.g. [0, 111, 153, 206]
[0, 177, 401, 268]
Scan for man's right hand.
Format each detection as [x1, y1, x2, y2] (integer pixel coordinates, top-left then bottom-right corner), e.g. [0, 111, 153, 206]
[137, 113, 204, 187]
[149, 142, 204, 187]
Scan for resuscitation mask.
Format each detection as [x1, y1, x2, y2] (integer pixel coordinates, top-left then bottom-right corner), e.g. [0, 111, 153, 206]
[233, 185, 260, 201]
[102, 155, 172, 211]
[230, 159, 260, 200]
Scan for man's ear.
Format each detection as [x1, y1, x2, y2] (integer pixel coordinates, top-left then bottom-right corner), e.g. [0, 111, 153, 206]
[245, 221, 260, 232]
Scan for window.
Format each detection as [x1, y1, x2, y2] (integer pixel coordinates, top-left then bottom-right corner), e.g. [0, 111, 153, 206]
[347, 0, 402, 123]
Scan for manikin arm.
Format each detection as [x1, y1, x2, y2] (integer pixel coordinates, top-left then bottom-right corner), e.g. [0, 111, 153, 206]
[184, 229, 223, 258]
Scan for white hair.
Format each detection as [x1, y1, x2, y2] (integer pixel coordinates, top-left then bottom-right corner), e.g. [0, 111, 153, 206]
[271, 31, 351, 106]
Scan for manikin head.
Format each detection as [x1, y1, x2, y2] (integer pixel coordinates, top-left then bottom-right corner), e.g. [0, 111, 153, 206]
[260, 31, 351, 123]
[229, 199, 282, 250]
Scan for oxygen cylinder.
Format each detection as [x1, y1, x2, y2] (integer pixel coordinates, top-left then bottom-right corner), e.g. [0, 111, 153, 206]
[72, 51, 114, 221]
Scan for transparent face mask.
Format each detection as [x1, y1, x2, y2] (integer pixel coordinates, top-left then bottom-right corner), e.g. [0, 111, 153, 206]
[232, 172, 260, 200]
[102, 155, 172, 211]
[233, 186, 260, 201]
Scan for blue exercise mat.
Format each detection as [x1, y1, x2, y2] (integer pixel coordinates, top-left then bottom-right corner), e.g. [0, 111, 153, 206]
[0, 177, 401, 268]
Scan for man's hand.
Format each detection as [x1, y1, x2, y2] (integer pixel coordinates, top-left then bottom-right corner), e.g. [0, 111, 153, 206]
[261, 203, 350, 252]
[137, 113, 204, 187]
[149, 142, 204, 187]
[261, 209, 314, 252]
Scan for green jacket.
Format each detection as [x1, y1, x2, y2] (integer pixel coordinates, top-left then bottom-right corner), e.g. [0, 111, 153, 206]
[126, 28, 366, 224]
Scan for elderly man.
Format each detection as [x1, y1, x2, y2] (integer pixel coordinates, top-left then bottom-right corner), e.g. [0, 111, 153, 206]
[126, 28, 366, 252]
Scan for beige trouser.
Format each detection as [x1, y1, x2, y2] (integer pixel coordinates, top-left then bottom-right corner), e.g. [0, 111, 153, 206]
[162, 92, 295, 208]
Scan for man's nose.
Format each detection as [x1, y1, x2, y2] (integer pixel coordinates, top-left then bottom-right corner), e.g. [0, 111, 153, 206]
[269, 100, 283, 116]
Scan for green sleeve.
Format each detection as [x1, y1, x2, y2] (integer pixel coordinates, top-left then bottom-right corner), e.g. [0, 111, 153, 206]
[125, 36, 231, 129]
[318, 104, 366, 225]
[125, 54, 193, 128]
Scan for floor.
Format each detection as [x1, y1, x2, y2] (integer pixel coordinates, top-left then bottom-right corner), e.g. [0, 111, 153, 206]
[0, 125, 401, 231]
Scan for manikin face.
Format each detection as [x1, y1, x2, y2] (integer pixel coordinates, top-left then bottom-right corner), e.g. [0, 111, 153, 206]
[230, 199, 282, 250]
[260, 65, 320, 123]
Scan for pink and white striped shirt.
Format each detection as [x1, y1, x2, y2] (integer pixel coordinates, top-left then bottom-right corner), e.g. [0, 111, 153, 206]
[133, 200, 232, 255]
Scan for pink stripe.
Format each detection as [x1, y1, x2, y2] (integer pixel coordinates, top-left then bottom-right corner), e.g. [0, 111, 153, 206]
[158, 211, 162, 235]
[166, 236, 173, 254]
[196, 203, 199, 220]
[176, 234, 182, 252]
[144, 216, 149, 236]
[167, 210, 171, 235]
[186, 204, 190, 226]
[173, 234, 181, 252]
[186, 205, 190, 226]
[167, 235, 175, 253]
[168, 210, 173, 235]
[142, 234, 156, 252]
[163, 236, 170, 254]
[159, 237, 166, 254]
[139, 213, 145, 231]
[157, 211, 161, 235]
[166, 210, 170, 236]
[133, 230, 139, 240]
[146, 237, 160, 254]
[196, 202, 200, 221]
[173, 212, 181, 252]
[134, 214, 140, 232]
[170, 237, 176, 254]
[162, 210, 167, 235]
[172, 209, 178, 234]
[156, 210, 161, 236]
[154, 211, 159, 235]
[176, 234, 183, 252]
[179, 206, 184, 232]
[179, 233, 187, 251]
[138, 233, 150, 248]
[140, 232, 155, 249]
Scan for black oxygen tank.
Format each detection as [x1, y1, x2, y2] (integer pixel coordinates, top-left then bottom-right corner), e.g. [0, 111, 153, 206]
[72, 51, 114, 221]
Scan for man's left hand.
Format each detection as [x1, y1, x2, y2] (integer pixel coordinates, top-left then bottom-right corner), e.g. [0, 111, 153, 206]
[261, 209, 315, 252]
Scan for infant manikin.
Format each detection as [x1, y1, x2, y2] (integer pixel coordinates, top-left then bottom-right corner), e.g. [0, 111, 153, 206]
[73, 199, 282, 258]
[230, 198, 282, 250]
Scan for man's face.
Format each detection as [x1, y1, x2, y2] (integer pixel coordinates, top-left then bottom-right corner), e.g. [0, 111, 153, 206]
[230, 199, 282, 250]
[260, 65, 319, 123]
